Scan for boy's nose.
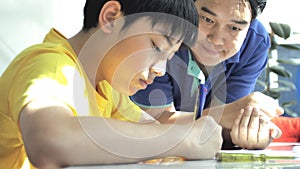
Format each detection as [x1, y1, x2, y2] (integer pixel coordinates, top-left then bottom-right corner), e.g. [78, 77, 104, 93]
[150, 68, 164, 77]
[151, 61, 166, 77]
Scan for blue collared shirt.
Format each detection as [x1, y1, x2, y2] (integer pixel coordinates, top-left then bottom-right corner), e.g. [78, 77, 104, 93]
[131, 19, 270, 114]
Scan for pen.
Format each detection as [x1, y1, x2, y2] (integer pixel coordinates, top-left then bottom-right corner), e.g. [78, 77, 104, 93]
[215, 151, 300, 163]
[194, 71, 207, 120]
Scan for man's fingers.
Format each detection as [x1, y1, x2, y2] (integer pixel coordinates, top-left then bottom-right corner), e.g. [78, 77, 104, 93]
[260, 105, 283, 119]
[270, 123, 282, 139]
[247, 108, 260, 143]
[258, 116, 270, 142]
[239, 106, 252, 142]
[276, 106, 284, 116]
[251, 92, 283, 117]
[230, 109, 244, 144]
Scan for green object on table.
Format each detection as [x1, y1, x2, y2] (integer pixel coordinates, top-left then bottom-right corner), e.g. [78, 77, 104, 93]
[215, 151, 295, 162]
[215, 145, 300, 164]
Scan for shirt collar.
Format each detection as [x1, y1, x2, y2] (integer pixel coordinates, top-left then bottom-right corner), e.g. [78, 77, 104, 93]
[187, 50, 205, 83]
[44, 28, 77, 60]
[225, 48, 242, 64]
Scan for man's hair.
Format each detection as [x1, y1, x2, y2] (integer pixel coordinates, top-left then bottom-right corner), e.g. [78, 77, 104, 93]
[249, 0, 267, 19]
[83, 0, 199, 46]
[192, 0, 266, 19]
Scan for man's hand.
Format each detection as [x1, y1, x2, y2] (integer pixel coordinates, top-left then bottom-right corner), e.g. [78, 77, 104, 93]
[218, 92, 284, 129]
[230, 106, 282, 149]
[235, 92, 284, 117]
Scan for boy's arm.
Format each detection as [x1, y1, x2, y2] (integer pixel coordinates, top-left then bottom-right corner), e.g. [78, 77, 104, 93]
[20, 98, 223, 168]
[140, 104, 175, 123]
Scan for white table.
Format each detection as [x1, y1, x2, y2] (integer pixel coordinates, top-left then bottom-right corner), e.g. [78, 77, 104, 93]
[66, 142, 300, 169]
[66, 159, 300, 169]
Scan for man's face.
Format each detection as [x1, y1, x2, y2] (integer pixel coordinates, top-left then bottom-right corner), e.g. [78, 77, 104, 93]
[193, 0, 252, 66]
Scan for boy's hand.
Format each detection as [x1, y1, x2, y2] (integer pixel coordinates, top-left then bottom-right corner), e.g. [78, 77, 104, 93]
[230, 106, 282, 150]
[175, 115, 223, 159]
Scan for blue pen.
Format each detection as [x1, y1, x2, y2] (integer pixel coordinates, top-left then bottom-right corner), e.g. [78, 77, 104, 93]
[194, 71, 207, 120]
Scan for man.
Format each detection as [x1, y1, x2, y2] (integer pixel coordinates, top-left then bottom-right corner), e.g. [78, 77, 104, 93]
[131, 0, 283, 149]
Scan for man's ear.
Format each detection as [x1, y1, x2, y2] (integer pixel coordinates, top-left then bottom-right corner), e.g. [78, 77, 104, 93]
[99, 1, 123, 33]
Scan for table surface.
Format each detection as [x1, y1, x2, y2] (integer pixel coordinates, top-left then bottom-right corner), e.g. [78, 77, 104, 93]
[66, 160, 300, 169]
[65, 142, 300, 169]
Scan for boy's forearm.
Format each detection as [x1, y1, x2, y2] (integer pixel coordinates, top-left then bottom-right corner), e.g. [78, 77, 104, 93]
[76, 115, 223, 162]
[158, 111, 194, 124]
[202, 105, 230, 128]
[66, 116, 179, 165]
[20, 99, 201, 168]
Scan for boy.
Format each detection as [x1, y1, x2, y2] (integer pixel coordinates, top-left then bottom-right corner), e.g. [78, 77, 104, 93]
[0, 0, 223, 168]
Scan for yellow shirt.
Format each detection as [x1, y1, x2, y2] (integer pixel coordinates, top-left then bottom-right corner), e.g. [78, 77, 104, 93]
[0, 28, 145, 169]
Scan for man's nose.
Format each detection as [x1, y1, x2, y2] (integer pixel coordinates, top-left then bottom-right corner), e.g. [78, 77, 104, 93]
[207, 26, 224, 46]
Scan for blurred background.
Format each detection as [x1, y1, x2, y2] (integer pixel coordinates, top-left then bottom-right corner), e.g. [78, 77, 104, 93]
[0, 0, 299, 116]
[0, 0, 85, 75]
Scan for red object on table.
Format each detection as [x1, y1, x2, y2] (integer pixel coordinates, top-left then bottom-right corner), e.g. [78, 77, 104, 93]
[272, 116, 300, 142]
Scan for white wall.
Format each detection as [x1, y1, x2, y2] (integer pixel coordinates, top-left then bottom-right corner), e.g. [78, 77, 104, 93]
[258, 0, 300, 44]
[0, 0, 84, 75]
[0, 0, 299, 75]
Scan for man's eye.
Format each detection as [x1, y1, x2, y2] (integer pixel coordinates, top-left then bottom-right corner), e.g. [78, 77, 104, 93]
[152, 41, 162, 52]
[201, 16, 213, 24]
[230, 26, 242, 31]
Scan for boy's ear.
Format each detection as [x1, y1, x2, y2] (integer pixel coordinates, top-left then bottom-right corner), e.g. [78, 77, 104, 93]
[99, 1, 123, 33]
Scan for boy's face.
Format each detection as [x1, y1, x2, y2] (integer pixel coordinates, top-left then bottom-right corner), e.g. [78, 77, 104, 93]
[100, 18, 182, 96]
[192, 0, 252, 66]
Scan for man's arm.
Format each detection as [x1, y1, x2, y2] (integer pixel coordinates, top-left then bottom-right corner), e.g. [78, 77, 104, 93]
[202, 92, 283, 149]
[20, 98, 223, 168]
[202, 92, 283, 129]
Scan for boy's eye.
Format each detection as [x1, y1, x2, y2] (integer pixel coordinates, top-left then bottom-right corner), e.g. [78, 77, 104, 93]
[152, 41, 162, 53]
[167, 52, 175, 60]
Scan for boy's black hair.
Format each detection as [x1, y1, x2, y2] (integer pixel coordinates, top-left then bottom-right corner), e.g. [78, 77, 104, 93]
[83, 0, 199, 46]
[249, 0, 267, 19]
